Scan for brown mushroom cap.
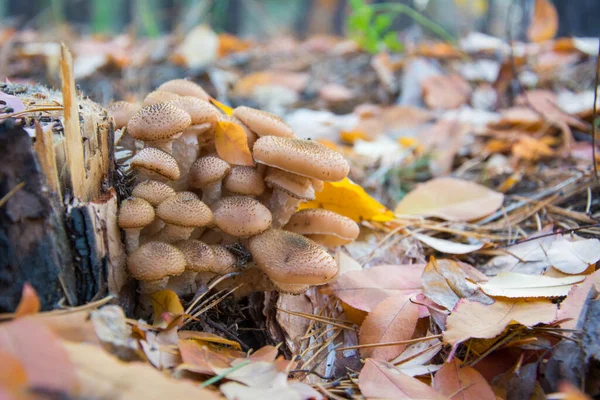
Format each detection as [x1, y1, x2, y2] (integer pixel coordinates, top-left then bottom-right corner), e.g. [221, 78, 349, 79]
[127, 103, 191, 142]
[189, 155, 231, 188]
[283, 208, 359, 247]
[224, 166, 265, 196]
[130, 147, 181, 181]
[253, 136, 350, 181]
[168, 96, 219, 125]
[210, 245, 238, 274]
[176, 239, 216, 272]
[118, 198, 155, 229]
[264, 168, 315, 200]
[213, 196, 272, 237]
[107, 101, 140, 129]
[131, 180, 176, 206]
[157, 79, 210, 101]
[248, 229, 338, 285]
[143, 90, 181, 106]
[156, 192, 213, 228]
[232, 106, 295, 138]
[127, 241, 186, 281]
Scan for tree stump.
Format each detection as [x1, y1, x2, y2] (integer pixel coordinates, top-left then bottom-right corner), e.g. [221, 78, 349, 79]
[0, 45, 127, 313]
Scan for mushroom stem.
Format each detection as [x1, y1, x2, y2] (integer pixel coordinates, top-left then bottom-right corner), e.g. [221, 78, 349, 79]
[166, 270, 198, 296]
[146, 140, 174, 155]
[124, 228, 142, 254]
[141, 217, 165, 237]
[269, 189, 302, 228]
[137, 277, 170, 317]
[156, 224, 194, 243]
[202, 181, 223, 205]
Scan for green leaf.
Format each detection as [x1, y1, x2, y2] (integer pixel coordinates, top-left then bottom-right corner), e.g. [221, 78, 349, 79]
[374, 14, 393, 33]
[382, 31, 404, 52]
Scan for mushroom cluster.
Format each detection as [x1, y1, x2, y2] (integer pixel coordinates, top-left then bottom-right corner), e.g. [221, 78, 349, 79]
[111, 79, 359, 301]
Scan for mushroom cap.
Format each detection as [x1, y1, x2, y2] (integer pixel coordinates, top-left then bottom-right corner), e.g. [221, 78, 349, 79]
[156, 192, 213, 228]
[283, 208, 359, 247]
[264, 168, 315, 200]
[176, 239, 216, 272]
[270, 280, 310, 295]
[131, 180, 176, 206]
[118, 198, 155, 229]
[143, 90, 181, 106]
[232, 106, 295, 138]
[253, 136, 350, 181]
[130, 147, 181, 181]
[128, 103, 191, 142]
[127, 241, 186, 281]
[157, 79, 210, 101]
[224, 166, 265, 196]
[210, 245, 238, 274]
[168, 96, 219, 125]
[248, 229, 338, 285]
[213, 196, 272, 237]
[189, 155, 231, 188]
[107, 101, 140, 129]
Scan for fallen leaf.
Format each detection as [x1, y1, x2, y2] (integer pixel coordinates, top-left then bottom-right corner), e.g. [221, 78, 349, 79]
[0, 351, 28, 398]
[512, 136, 555, 161]
[359, 359, 448, 400]
[359, 295, 419, 361]
[479, 272, 586, 298]
[421, 258, 493, 311]
[220, 379, 323, 400]
[527, 0, 558, 43]
[558, 270, 600, 330]
[14, 283, 40, 318]
[214, 120, 254, 166]
[412, 232, 484, 255]
[331, 264, 425, 312]
[422, 74, 471, 109]
[443, 298, 557, 345]
[172, 25, 218, 69]
[90, 305, 139, 358]
[546, 237, 600, 274]
[249, 345, 279, 363]
[276, 294, 312, 353]
[178, 339, 238, 374]
[0, 92, 25, 113]
[218, 33, 252, 57]
[395, 177, 504, 221]
[150, 290, 184, 326]
[433, 359, 495, 400]
[298, 177, 395, 222]
[63, 341, 221, 400]
[392, 337, 442, 377]
[209, 97, 234, 115]
[0, 318, 77, 395]
[179, 330, 243, 350]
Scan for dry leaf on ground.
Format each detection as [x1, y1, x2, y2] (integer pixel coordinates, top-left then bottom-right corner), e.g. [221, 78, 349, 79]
[546, 237, 600, 274]
[443, 298, 557, 345]
[412, 232, 484, 255]
[395, 177, 504, 221]
[14, 283, 40, 318]
[527, 0, 559, 43]
[392, 338, 442, 377]
[359, 359, 449, 400]
[150, 290, 184, 326]
[479, 272, 586, 298]
[433, 359, 495, 400]
[214, 120, 254, 166]
[558, 270, 600, 330]
[422, 74, 471, 109]
[359, 295, 419, 361]
[299, 177, 395, 222]
[331, 264, 425, 312]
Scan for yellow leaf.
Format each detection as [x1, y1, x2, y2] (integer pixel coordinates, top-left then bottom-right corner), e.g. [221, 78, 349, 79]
[340, 130, 370, 144]
[179, 331, 242, 350]
[214, 120, 254, 166]
[150, 290, 184, 326]
[209, 97, 234, 115]
[527, 0, 558, 43]
[298, 177, 394, 222]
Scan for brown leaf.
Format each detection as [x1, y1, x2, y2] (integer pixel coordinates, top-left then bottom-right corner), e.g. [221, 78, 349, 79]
[421, 258, 493, 311]
[443, 298, 557, 345]
[433, 359, 495, 400]
[0, 351, 28, 399]
[14, 283, 40, 318]
[527, 0, 558, 43]
[214, 120, 254, 166]
[359, 359, 448, 399]
[422, 74, 471, 109]
[359, 295, 419, 361]
[395, 177, 504, 221]
[558, 270, 600, 330]
[331, 264, 425, 312]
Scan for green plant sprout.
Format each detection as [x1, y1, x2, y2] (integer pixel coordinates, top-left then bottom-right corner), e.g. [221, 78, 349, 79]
[346, 0, 455, 54]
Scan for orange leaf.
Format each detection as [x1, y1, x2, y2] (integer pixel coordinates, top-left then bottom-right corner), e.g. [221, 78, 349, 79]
[359, 295, 419, 361]
[150, 290, 184, 326]
[340, 130, 370, 144]
[527, 0, 558, 43]
[359, 359, 448, 400]
[433, 359, 495, 400]
[14, 283, 40, 318]
[443, 298, 557, 345]
[214, 120, 254, 166]
[298, 177, 395, 222]
[0, 351, 28, 396]
[209, 97, 234, 116]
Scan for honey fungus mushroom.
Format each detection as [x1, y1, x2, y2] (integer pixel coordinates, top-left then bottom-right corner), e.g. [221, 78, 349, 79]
[157, 79, 210, 101]
[127, 241, 186, 295]
[212, 196, 272, 237]
[118, 198, 155, 253]
[223, 166, 265, 196]
[130, 147, 181, 182]
[107, 101, 140, 129]
[167, 239, 215, 295]
[249, 229, 339, 293]
[156, 192, 213, 242]
[264, 168, 315, 228]
[189, 155, 231, 204]
[127, 103, 191, 154]
[284, 208, 359, 247]
[232, 106, 295, 138]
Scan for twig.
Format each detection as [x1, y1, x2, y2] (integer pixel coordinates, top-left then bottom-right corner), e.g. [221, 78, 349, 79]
[338, 335, 443, 351]
[0, 182, 24, 208]
[592, 38, 600, 183]
[199, 359, 250, 388]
